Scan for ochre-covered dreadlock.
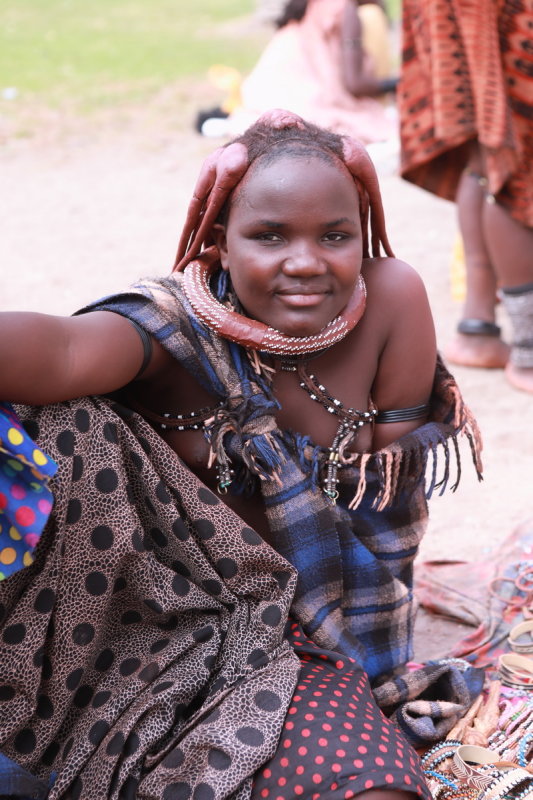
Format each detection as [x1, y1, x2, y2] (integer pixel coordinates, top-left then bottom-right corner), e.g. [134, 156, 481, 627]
[173, 109, 393, 272]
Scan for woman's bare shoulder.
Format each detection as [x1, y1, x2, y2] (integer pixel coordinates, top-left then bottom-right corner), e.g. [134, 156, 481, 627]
[360, 256, 436, 417]
[362, 256, 427, 298]
[361, 256, 431, 327]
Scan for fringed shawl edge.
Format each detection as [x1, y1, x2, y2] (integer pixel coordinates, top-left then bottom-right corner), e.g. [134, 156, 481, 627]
[347, 355, 482, 511]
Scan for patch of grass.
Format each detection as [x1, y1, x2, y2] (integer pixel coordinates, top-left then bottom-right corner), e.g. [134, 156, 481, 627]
[384, 0, 400, 21]
[0, 0, 265, 110]
[385, 0, 401, 22]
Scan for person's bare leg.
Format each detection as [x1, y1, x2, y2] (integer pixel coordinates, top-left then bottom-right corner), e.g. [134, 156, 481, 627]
[483, 199, 533, 393]
[444, 165, 509, 368]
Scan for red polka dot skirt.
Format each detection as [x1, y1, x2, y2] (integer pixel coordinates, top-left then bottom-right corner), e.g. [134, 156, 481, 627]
[252, 623, 431, 800]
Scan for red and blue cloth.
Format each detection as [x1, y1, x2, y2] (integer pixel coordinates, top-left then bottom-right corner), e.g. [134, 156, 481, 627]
[0, 402, 57, 580]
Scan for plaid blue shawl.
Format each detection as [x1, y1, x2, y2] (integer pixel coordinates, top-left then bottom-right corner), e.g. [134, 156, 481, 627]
[82, 270, 481, 683]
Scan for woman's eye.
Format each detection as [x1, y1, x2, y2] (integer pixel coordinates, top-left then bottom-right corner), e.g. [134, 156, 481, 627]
[323, 232, 348, 242]
[255, 232, 282, 242]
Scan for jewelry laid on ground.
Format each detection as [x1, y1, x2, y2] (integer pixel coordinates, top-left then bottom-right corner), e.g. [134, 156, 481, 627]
[499, 653, 533, 690]
[419, 657, 533, 800]
[489, 564, 533, 618]
[421, 739, 533, 800]
[451, 745, 517, 789]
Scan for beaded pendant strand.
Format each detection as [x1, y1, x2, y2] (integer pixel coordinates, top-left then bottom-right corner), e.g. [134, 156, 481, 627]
[296, 365, 376, 502]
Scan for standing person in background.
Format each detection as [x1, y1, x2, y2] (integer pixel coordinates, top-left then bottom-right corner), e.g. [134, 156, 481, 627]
[398, 0, 533, 394]
[223, 0, 399, 144]
[341, 0, 398, 99]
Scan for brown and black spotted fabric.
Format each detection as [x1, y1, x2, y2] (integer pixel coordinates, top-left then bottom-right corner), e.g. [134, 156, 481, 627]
[399, 0, 533, 226]
[0, 397, 301, 799]
[0, 395, 449, 800]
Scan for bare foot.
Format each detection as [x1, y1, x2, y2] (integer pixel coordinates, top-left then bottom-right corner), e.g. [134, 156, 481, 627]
[505, 364, 533, 393]
[444, 333, 510, 369]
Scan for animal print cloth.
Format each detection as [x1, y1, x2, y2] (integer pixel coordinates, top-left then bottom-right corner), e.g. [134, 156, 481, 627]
[0, 396, 464, 800]
[399, 0, 533, 226]
[0, 397, 301, 799]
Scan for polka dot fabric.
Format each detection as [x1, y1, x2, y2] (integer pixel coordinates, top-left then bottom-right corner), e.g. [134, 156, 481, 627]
[252, 624, 431, 800]
[0, 402, 57, 580]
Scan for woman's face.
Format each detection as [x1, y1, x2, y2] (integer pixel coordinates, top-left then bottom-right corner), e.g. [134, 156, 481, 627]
[214, 154, 364, 337]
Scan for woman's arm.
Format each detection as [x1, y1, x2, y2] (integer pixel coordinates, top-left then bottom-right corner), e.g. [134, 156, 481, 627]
[366, 258, 437, 451]
[341, 1, 397, 97]
[0, 310, 154, 405]
[341, 0, 381, 97]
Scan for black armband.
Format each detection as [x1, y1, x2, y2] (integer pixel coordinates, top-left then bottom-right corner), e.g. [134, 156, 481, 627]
[127, 319, 153, 379]
[375, 403, 430, 424]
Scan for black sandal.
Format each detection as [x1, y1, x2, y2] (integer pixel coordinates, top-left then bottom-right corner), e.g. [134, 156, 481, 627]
[457, 319, 502, 337]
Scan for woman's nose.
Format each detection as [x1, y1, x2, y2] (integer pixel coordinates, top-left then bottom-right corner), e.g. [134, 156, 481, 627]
[282, 242, 326, 275]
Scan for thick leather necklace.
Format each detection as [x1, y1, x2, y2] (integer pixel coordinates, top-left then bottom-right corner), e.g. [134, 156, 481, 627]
[181, 247, 367, 356]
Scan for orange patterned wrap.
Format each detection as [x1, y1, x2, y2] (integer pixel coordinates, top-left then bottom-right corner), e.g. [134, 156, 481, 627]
[399, 0, 533, 227]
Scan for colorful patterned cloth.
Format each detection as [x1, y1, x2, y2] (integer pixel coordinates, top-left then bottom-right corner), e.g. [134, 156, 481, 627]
[0, 402, 57, 580]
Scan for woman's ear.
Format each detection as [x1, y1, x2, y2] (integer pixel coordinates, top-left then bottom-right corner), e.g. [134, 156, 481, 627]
[212, 224, 230, 271]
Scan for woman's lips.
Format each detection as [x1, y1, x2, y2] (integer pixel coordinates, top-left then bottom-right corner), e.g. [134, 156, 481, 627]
[276, 291, 328, 307]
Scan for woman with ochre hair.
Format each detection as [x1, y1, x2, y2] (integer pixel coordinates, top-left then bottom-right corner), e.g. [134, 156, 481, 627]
[0, 110, 482, 799]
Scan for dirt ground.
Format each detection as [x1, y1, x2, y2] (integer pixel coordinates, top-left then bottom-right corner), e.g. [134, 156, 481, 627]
[1, 106, 531, 658]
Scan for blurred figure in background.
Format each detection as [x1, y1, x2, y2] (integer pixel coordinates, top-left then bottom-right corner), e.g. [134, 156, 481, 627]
[398, 0, 533, 394]
[203, 0, 398, 148]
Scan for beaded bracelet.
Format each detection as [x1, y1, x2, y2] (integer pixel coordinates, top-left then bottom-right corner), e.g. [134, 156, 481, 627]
[503, 698, 533, 724]
[426, 779, 454, 800]
[517, 731, 533, 768]
[424, 769, 460, 791]
[487, 730, 506, 749]
[500, 716, 533, 760]
[439, 789, 479, 800]
[510, 784, 533, 800]
[421, 740, 462, 769]
[506, 704, 533, 736]
[502, 686, 533, 700]
[477, 767, 533, 800]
